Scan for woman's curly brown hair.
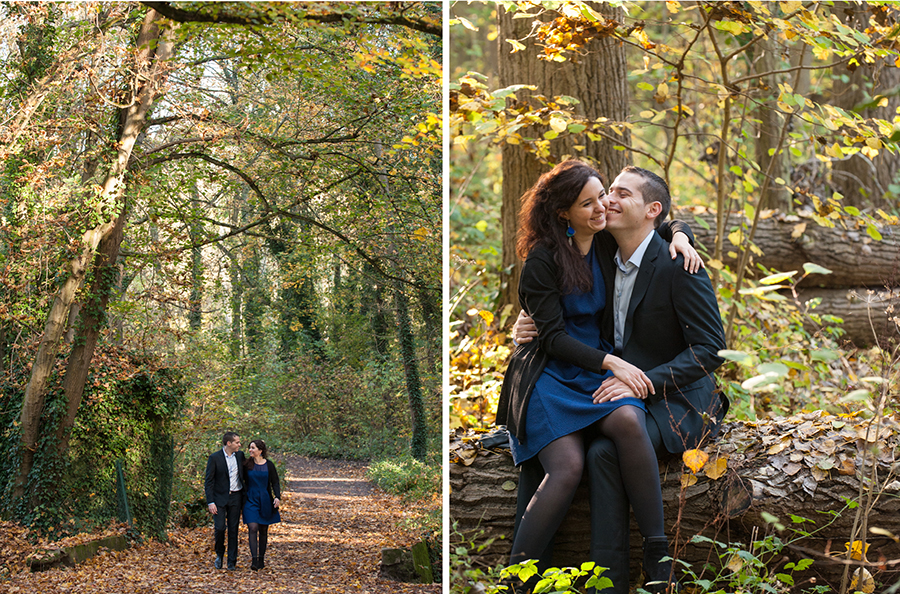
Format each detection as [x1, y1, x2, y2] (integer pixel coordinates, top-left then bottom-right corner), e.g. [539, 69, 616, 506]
[516, 159, 604, 294]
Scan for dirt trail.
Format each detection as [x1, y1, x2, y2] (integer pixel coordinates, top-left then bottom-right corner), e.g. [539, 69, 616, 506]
[2, 456, 440, 594]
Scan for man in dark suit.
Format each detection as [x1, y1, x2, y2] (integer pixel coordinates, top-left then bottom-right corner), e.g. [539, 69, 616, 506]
[205, 431, 245, 570]
[514, 166, 727, 593]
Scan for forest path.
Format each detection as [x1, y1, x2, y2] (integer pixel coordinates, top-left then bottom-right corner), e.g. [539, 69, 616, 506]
[3, 455, 439, 594]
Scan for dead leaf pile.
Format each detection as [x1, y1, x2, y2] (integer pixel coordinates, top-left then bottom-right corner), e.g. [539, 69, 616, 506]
[680, 410, 900, 497]
[1, 456, 440, 594]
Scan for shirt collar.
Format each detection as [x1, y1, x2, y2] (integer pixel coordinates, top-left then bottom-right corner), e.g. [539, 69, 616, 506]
[223, 448, 235, 458]
[614, 229, 655, 273]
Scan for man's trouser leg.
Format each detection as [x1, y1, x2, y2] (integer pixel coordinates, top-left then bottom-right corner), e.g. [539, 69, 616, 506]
[587, 421, 664, 594]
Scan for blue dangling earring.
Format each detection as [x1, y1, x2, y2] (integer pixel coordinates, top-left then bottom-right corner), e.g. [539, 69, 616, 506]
[565, 222, 575, 246]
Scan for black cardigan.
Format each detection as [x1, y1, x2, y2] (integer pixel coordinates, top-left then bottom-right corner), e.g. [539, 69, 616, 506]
[241, 459, 282, 502]
[495, 221, 694, 442]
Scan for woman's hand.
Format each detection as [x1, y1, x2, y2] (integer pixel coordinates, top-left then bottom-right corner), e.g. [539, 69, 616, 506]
[670, 231, 705, 274]
[602, 355, 653, 398]
[512, 310, 537, 344]
[273, 497, 281, 509]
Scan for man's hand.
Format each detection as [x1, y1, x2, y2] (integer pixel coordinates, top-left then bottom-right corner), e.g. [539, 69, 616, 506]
[512, 310, 537, 344]
[593, 376, 640, 404]
[670, 232, 705, 274]
[208, 503, 217, 515]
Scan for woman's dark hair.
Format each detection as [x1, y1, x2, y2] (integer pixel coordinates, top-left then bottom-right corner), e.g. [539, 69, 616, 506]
[516, 159, 603, 294]
[244, 439, 268, 469]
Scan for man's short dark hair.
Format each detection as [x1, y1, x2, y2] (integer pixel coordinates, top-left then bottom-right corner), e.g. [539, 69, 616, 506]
[223, 431, 239, 445]
[621, 165, 671, 227]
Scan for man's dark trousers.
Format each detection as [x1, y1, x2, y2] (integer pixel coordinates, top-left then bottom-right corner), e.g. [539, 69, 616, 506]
[215, 491, 243, 564]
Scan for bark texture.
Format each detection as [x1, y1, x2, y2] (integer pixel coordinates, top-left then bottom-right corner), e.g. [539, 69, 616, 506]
[685, 211, 900, 290]
[450, 413, 900, 591]
[829, 3, 900, 209]
[683, 210, 900, 347]
[497, 3, 629, 315]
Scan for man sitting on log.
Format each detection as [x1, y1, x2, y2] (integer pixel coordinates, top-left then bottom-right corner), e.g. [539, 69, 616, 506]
[512, 166, 729, 593]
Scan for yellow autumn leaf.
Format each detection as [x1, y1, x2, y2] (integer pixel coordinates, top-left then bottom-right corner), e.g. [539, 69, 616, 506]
[478, 310, 494, 325]
[705, 457, 728, 480]
[549, 116, 568, 134]
[680, 473, 698, 488]
[683, 449, 708, 473]
[845, 540, 870, 561]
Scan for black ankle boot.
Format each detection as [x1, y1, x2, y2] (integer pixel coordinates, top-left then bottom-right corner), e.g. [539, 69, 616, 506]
[250, 557, 260, 571]
[259, 553, 265, 569]
[643, 536, 675, 593]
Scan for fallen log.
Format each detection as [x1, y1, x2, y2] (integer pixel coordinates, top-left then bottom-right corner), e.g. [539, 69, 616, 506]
[450, 412, 900, 592]
[796, 287, 900, 348]
[682, 210, 900, 289]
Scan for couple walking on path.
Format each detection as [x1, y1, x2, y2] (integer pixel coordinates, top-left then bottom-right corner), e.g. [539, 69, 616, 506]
[498, 160, 728, 593]
[205, 431, 282, 572]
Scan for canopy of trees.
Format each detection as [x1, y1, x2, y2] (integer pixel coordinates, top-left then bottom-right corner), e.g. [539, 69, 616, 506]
[0, 0, 441, 538]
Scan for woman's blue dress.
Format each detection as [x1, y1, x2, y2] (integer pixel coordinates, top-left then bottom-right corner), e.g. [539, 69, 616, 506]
[510, 245, 646, 465]
[243, 463, 281, 525]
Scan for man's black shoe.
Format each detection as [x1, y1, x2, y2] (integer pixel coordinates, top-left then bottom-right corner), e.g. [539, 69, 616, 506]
[214, 556, 223, 569]
[227, 562, 236, 571]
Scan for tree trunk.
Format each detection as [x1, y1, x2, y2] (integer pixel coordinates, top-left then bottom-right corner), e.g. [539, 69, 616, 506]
[497, 3, 629, 316]
[188, 186, 203, 331]
[394, 283, 428, 461]
[829, 3, 900, 209]
[795, 286, 900, 348]
[450, 412, 900, 591]
[14, 8, 172, 499]
[685, 211, 900, 289]
[418, 286, 441, 376]
[751, 36, 790, 211]
[54, 203, 128, 457]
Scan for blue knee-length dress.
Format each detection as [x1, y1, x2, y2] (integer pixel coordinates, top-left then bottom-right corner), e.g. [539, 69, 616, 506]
[243, 463, 281, 525]
[510, 245, 645, 465]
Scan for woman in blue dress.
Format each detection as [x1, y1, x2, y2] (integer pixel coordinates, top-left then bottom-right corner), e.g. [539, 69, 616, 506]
[496, 160, 697, 591]
[242, 439, 281, 571]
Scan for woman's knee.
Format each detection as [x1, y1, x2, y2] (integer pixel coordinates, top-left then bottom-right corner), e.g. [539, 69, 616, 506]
[547, 457, 584, 489]
[610, 405, 646, 431]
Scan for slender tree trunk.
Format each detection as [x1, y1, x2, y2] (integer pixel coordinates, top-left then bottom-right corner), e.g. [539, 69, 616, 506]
[14, 8, 172, 499]
[370, 275, 389, 359]
[189, 187, 203, 331]
[497, 2, 629, 315]
[752, 36, 790, 211]
[393, 284, 427, 461]
[417, 287, 440, 376]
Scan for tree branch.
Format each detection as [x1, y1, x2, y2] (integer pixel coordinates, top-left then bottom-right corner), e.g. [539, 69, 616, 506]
[141, 1, 441, 37]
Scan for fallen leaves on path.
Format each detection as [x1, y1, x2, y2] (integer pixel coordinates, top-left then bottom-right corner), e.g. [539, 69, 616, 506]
[2, 456, 441, 594]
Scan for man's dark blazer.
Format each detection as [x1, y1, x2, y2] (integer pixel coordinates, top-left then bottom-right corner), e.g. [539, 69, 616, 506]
[596, 230, 727, 453]
[204, 449, 246, 508]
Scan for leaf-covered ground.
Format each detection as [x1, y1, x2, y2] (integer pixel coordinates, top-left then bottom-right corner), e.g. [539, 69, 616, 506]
[2, 456, 440, 594]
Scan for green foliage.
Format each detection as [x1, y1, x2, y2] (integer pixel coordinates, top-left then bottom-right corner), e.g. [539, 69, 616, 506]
[367, 455, 440, 502]
[0, 350, 186, 538]
[450, 524, 612, 594]
[450, 524, 507, 594]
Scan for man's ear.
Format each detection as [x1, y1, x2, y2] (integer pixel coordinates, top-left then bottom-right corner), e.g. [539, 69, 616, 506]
[646, 201, 662, 220]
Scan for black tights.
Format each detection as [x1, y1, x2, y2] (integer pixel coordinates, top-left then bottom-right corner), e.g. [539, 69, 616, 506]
[248, 523, 268, 559]
[509, 405, 664, 564]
